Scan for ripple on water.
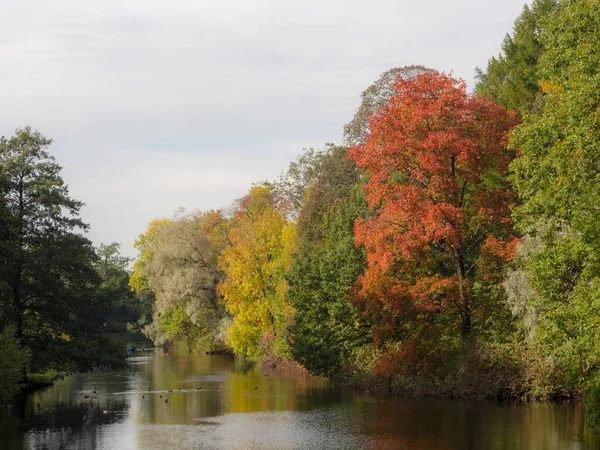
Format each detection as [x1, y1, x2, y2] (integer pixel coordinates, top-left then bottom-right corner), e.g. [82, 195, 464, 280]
[142, 410, 367, 450]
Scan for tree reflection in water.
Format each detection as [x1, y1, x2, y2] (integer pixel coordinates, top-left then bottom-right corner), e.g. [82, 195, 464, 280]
[0, 349, 597, 450]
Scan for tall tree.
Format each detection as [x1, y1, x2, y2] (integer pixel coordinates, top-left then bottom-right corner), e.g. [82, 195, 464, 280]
[218, 185, 296, 358]
[288, 180, 370, 376]
[0, 127, 122, 375]
[132, 212, 228, 353]
[508, 0, 600, 408]
[348, 73, 519, 338]
[475, 0, 558, 114]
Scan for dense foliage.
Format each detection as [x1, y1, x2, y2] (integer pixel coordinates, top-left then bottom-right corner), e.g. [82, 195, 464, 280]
[218, 185, 296, 358]
[130, 211, 228, 354]
[287, 147, 370, 376]
[508, 0, 600, 416]
[348, 73, 519, 340]
[475, 0, 558, 115]
[0, 128, 124, 395]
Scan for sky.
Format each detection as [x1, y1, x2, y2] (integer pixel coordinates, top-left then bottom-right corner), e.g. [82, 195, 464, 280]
[0, 0, 528, 258]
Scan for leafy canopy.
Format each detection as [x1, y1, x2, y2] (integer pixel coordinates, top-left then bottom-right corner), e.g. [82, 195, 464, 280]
[348, 73, 519, 338]
[217, 185, 296, 358]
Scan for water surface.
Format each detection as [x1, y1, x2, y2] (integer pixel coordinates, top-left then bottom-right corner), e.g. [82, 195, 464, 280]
[1, 337, 598, 449]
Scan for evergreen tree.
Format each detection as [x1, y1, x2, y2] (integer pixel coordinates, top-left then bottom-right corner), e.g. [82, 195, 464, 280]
[0, 127, 122, 377]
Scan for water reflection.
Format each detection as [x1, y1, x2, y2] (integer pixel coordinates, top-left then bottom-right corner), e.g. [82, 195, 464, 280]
[1, 339, 598, 450]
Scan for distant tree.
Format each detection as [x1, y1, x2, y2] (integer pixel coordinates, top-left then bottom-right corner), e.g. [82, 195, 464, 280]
[343, 65, 435, 146]
[95, 242, 150, 332]
[295, 146, 360, 247]
[348, 73, 519, 338]
[273, 147, 330, 214]
[0, 127, 122, 376]
[132, 211, 228, 353]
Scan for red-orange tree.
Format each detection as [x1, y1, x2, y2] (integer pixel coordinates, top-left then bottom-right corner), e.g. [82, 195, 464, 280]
[348, 72, 519, 338]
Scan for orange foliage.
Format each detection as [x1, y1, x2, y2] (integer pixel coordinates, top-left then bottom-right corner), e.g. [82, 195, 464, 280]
[347, 72, 519, 337]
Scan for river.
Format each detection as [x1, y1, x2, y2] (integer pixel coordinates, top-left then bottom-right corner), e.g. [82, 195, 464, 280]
[1, 335, 598, 449]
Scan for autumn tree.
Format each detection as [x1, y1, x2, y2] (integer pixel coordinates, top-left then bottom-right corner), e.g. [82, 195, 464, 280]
[348, 73, 519, 339]
[132, 211, 228, 353]
[343, 65, 434, 146]
[218, 184, 296, 358]
[129, 218, 172, 295]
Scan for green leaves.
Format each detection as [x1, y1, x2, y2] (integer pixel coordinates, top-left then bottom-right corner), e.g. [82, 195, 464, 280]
[475, 0, 558, 115]
[0, 326, 30, 401]
[131, 212, 228, 353]
[0, 127, 123, 378]
[506, 0, 600, 421]
[288, 161, 370, 377]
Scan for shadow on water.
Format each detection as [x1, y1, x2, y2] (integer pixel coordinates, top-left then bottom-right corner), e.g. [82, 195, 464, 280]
[1, 341, 599, 450]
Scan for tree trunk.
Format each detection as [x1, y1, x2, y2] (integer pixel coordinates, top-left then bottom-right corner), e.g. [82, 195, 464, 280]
[454, 249, 471, 339]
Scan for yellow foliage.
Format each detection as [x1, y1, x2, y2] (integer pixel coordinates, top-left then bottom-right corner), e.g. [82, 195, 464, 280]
[539, 80, 563, 94]
[218, 185, 297, 358]
[129, 218, 172, 293]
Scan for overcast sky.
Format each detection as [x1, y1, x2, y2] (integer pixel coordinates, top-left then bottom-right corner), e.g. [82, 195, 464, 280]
[1, 0, 527, 258]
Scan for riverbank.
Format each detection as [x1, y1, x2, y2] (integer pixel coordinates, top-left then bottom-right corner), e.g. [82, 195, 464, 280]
[334, 341, 576, 403]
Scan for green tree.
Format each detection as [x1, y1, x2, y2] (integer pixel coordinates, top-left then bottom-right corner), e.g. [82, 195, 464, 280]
[508, 0, 600, 418]
[288, 181, 370, 376]
[95, 242, 150, 332]
[0, 127, 122, 376]
[475, 0, 558, 114]
[295, 146, 360, 246]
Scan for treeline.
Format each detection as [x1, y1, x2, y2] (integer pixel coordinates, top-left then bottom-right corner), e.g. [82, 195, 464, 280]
[0, 128, 151, 401]
[132, 0, 600, 413]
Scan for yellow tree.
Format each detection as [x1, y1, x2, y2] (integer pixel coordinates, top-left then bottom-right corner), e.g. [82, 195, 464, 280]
[218, 185, 296, 358]
[129, 218, 173, 294]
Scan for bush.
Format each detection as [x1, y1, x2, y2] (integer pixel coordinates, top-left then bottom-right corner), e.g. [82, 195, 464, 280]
[0, 326, 30, 401]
